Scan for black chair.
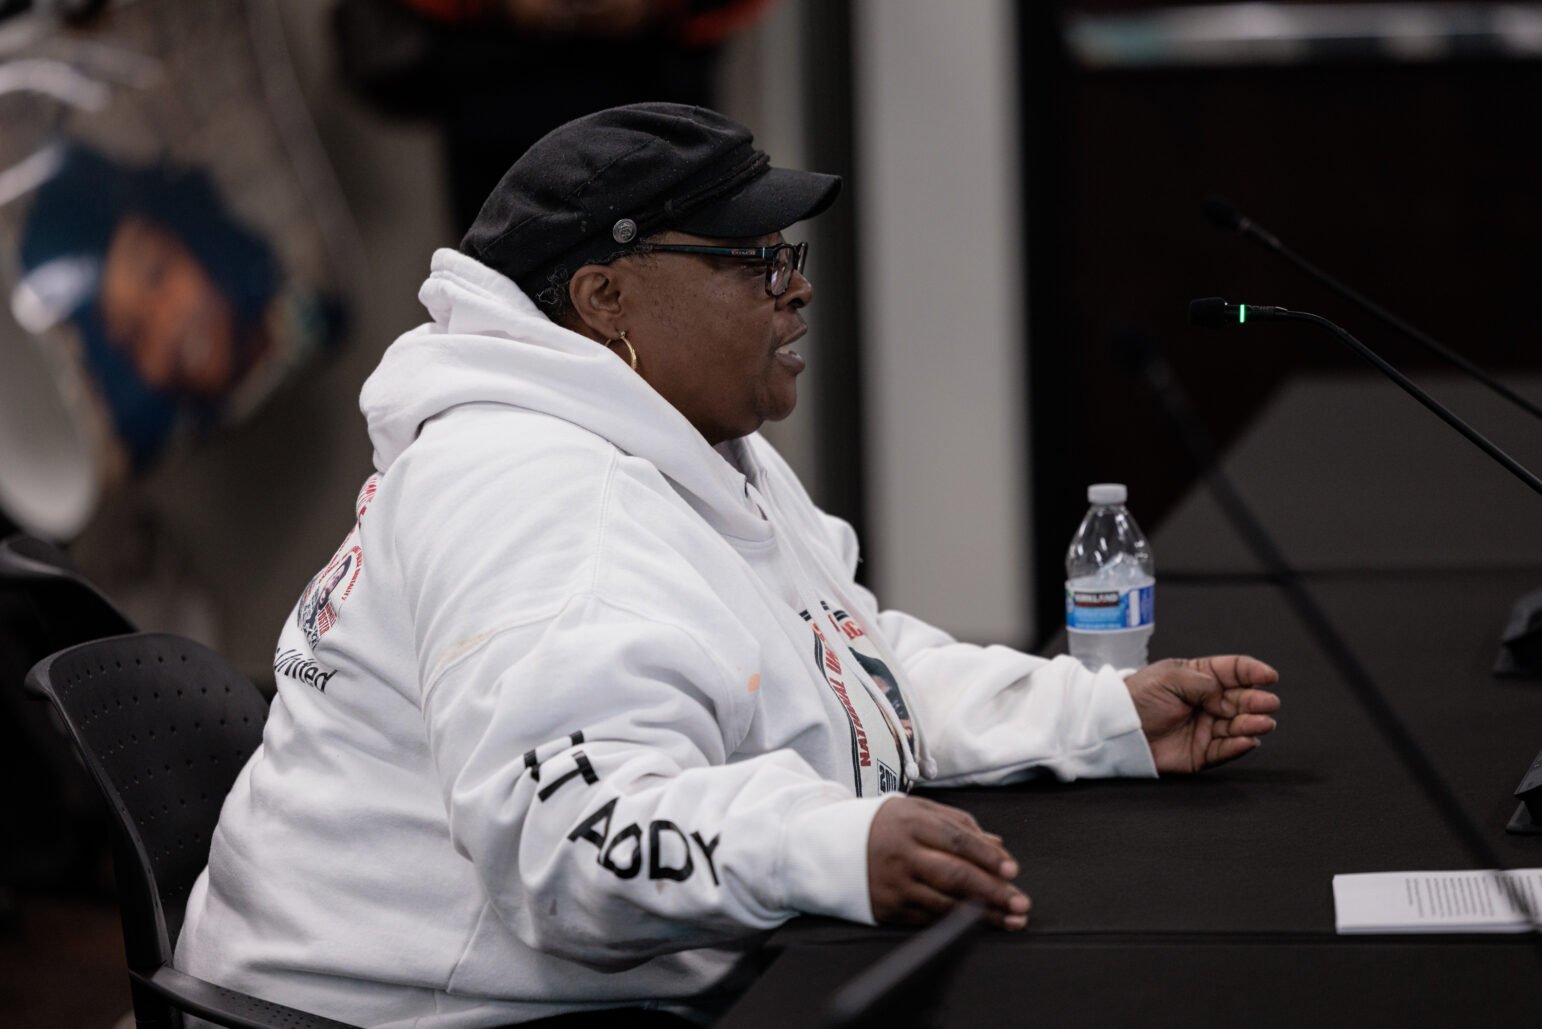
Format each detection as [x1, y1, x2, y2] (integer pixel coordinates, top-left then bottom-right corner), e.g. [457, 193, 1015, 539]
[0, 532, 136, 893]
[0, 532, 136, 649]
[27, 631, 361, 1029]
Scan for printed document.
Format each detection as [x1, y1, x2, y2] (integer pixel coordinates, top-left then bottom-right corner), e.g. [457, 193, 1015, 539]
[1333, 868, 1542, 933]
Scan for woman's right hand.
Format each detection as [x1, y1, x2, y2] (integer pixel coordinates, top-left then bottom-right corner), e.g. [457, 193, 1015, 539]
[867, 796, 1030, 931]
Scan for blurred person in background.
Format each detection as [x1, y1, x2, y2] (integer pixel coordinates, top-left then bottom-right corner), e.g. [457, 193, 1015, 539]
[13, 144, 282, 471]
[12, 143, 340, 474]
[334, 0, 775, 232]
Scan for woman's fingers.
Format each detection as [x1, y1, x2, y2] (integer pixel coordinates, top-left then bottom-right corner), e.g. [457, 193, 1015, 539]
[914, 806, 1019, 879]
[1190, 654, 1279, 687]
[914, 847, 1026, 910]
[868, 797, 1031, 931]
[1205, 734, 1263, 767]
[1210, 711, 1278, 739]
[882, 876, 1029, 931]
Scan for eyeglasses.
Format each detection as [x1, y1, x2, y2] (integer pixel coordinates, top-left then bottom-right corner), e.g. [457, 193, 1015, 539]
[637, 241, 808, 297]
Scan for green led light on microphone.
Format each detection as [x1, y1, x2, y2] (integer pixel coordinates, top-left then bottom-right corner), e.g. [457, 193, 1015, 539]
[1239, 304, 1247, 324]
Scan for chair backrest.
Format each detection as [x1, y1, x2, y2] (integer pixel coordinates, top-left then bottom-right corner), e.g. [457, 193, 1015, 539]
[0, 533, 138, 895]
[26, 632, 269, 986]
[0, 533, 136, 657]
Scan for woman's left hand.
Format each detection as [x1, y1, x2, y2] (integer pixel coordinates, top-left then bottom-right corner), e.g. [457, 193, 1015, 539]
[1125, 655, 1281, 773]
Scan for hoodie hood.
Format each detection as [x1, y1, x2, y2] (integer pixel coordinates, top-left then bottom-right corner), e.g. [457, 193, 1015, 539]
[360, 248, 768, 539]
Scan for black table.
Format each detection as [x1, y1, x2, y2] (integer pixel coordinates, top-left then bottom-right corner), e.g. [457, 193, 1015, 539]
[720, 374, 1542, 1027]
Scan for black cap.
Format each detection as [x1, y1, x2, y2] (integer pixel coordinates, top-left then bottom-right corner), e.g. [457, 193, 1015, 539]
[460, 103, 841, 302]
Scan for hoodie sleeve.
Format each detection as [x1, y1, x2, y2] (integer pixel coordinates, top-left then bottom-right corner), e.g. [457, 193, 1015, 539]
[386, 439, 886, 969]
[817, 512, 1156, 787]
[416, 594, 886, 968]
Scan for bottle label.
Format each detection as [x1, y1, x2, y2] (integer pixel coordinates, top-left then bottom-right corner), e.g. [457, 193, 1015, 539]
[1065, 584, 1154, 631]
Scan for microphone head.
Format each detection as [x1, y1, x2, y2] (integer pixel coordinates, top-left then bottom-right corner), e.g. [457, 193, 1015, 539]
[1202, 195, 1243, 231]
[1189, 297, 1234, 327]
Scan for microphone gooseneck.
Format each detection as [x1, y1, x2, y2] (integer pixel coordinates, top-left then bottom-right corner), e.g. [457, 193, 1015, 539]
[1201, 195, 1281, 249]
[1201, 195, 1542, 423]
[1188, 298, 1542, 501]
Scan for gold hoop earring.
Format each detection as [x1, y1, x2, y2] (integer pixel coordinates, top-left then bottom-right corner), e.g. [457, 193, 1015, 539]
[606, 330, 638, 371]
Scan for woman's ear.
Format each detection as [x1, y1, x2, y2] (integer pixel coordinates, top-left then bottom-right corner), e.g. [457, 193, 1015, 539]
[567, 264, 625, 340]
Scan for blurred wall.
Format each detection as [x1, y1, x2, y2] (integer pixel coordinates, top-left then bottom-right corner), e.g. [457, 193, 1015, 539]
[852, 0, 1032, 645]
[73, 0, 454, 682]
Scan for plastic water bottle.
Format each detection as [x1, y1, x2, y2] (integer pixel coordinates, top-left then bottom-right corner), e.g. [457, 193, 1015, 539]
[1065, 483, 1154, 672]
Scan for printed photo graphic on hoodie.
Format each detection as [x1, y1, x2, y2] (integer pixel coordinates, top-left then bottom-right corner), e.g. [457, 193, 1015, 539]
[802, 604, 909, 796]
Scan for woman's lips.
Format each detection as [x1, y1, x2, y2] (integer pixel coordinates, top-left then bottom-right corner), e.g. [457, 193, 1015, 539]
[775, 339, 805, 371]
[775, 324, 807, 370]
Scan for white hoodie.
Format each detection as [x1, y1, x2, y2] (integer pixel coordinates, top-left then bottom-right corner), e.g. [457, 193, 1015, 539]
[175, 249, 1155, 1027]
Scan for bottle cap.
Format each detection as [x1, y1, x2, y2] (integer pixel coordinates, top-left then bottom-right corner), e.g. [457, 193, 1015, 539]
[1087, 483, 1127, 505]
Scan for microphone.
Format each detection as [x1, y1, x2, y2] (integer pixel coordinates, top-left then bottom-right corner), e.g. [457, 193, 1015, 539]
[1188, 298, 1542, 501]
[1187, 297, 1286, 327]
[1202, 195, 1542, 423]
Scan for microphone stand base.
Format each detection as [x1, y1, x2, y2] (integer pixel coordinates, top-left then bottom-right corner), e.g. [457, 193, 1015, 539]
[1493, 585, 1542, 678]
[1506, 802, 1542, 835]
[1505, 744, 1542, 835]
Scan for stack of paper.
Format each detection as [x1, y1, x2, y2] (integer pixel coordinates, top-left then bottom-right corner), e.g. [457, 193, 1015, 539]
[1333, 868, 1542, 933]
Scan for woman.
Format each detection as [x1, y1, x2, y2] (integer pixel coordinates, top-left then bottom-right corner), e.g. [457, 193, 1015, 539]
[176, 103, 1280, 1027]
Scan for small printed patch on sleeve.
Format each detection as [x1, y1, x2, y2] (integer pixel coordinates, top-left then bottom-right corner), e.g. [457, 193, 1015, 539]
[746, 673, 761, 693]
